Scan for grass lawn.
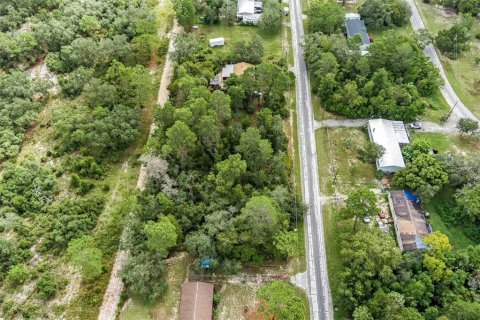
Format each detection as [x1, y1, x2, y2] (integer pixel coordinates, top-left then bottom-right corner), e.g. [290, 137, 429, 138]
[424, 189, 477, 250]
[315, 127, 378, 196]
[217, 282, 310, 320]
[410, 131, 480, 157]
[217, 283, 260, 319]
[413, 0, 480, 118]
[197, 24, 282, 60]
[322, 203, 349, 320]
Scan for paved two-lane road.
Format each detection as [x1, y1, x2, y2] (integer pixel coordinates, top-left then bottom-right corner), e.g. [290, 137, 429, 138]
[406, 0, 478, 122]
[289, 0, 333, 318]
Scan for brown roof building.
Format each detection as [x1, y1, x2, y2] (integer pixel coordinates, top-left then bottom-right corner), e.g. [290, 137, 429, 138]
[388, 190, 431, 251]
[179, 282, 214, 320]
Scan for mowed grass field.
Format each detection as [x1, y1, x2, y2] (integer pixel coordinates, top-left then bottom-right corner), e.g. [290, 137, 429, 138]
[196, 23, 283, 60]
[414, 0, 480, 118]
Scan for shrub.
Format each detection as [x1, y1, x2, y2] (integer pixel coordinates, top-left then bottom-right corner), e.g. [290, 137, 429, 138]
[37, 272, 58, 300]
[78, 179, 94, 195]
[6, 264, 29, 286]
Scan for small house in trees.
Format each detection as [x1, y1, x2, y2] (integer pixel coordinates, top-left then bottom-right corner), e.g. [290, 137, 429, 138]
[209, 37, 225, 47]
[179, 282, 214, 320]
[237, 0, 263, 24]
[345, 13, 371, 55]
[367, 119, 410, 173]
[210, 62, 254, 88]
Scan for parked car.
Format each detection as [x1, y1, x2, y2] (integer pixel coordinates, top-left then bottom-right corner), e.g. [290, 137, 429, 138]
[410, 120, 422, 129]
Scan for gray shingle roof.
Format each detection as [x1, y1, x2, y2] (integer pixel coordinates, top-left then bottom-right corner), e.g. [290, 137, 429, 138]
[345, 19, 370, 45]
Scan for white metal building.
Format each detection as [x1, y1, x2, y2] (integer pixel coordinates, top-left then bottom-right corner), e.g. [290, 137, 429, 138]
[237, 0, 262, 23]
[367, 119, 410, 173]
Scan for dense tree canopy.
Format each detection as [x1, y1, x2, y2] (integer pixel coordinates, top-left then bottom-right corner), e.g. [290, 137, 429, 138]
[304, 31, 440, 121]
[359, 0, 412, 28]
[307, 0, 346, 34]
[393, 154, 448, 201]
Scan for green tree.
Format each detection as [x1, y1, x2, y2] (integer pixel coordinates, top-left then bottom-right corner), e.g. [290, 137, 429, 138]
[358, 141, 386, 163]
[359, 0, 411, 28]
[172, 31, 202, 64]
[414, 29, 434, 49]
[79, 15, 101, 36]
[120, 252, 168, 302]
[259, 0, 284, 34]
[340, 230, 402, 306]
[274, 230, 299, 259]
[340, 188, 379, 231]
[236, 196, 286, 247]
[393, 154, 448, 201]
[353, 306, 374, 320]
[435, 14, 474, 57]
[67, 235, 103, 281]
[423, 254, 452, 282]
[235, 127, 273, 175]
[455, 184, 480, 222]
[214, 154, 247, 192]
[144, 216, 177, 257]
[230, 35, 264, 64]
[257, 280, 306, 320]
[131, 34, 160, 66]
[162, 120, 197, 167]
[219, 0, 237, 25]
[307, 0, 345, 34]
[458, 0, 480, 16]
[209, 90, 232, 128]
[173, 0, 196, 29]
[457, 118, 479, 135]
[423, 231, 452, 252]
[105, 60, 155, 107]
[447, 300, 480, 320]
[401, 139, 431, 162]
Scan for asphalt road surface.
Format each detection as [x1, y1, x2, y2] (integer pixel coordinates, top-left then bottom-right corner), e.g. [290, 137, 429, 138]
[406, 0, 478, 122]
[289, 0, 333, 318]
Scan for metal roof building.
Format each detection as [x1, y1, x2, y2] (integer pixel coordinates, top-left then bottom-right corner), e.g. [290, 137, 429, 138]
[345, 18, 370, 46]
[179, 282, 214, 320]
[368, 119, 410, 173]
[237, 0, 262, 23]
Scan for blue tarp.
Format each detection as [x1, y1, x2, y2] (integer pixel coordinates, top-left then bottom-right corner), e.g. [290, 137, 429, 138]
[415, 236, 429, 250]
[404, 190, 418, 202]
[200, 258, 211, 269]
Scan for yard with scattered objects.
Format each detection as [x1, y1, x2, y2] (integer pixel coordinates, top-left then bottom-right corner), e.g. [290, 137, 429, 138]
[409, 132, 480, 251]
[414, 0, 480, 118]
[410, 131, 480, 156]
[315, 127, 378, 196]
